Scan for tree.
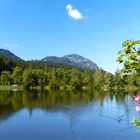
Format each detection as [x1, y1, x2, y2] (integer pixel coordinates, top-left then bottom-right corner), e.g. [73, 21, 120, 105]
[94, 69, 105, 88]
[12, 66, 23, 85]
[0, 71, 11, 85]
[37, 69, 46, 86]
[48, 68, 59, 89]
[114, 71, 127, 87]
[23, 68, 37, 88]
[104, 73, 114, 88]
[33, 69, 47, 87]
[69, 68, 82, 89]
[117, 40, 140, 128]
[82, 69, 93, 88]
[117, 40, 140, 75]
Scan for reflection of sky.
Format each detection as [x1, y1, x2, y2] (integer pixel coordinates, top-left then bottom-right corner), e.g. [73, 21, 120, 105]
[0, 94, 140, 140]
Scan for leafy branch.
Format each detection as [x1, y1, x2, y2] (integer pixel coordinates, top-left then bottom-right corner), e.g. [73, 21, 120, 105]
[117, 40, 140, 75]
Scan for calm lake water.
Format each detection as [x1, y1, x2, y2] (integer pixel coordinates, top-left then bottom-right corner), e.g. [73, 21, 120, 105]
[0, 90, 140, 140]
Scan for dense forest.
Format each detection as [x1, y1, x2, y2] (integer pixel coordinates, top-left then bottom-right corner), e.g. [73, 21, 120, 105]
[0, 53, 140, 91]
[0, 41, 140, 91]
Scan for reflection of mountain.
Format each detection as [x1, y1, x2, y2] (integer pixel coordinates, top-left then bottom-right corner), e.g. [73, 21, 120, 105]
[0, 90, 129, 123]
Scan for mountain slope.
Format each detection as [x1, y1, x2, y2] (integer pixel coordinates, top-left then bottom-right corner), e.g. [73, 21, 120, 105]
[0, 49, 99, 71]
[42, 54, 99, 70]
[0, 49, 25, 72]
[0, 49, 24, 61]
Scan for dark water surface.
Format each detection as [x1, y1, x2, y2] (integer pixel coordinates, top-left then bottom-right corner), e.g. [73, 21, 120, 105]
[0, 90, 139, 140]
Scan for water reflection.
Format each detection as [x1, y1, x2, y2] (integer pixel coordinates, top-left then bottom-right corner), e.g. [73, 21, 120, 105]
[0, 90, 139, 140]
[0, 90, 128, 120]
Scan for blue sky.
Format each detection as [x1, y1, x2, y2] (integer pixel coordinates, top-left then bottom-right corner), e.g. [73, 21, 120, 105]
[0, 0, 140, 73]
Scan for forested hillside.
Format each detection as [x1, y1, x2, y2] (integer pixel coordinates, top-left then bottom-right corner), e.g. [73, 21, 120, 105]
[0, 49, 139, 91]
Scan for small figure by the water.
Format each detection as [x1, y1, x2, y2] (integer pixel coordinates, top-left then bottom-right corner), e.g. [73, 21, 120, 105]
[12, 85, 18, 91]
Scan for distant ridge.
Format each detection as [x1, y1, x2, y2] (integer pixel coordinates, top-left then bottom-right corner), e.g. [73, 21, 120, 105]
[0, 49, 99, 70]
[0, 49, 24, 61]
[42, 54, 99, 70]
[0, 49, 25, 72]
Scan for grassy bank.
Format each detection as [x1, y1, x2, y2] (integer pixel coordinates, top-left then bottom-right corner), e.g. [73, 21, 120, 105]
[0, 85, 12, 91]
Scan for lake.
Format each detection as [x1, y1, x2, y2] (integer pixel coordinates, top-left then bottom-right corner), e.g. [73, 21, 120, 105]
[0, 90, 139, 140]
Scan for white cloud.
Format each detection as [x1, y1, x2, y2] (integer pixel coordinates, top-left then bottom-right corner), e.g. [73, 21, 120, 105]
[2, 43, 20, 48]
[66, 4, 84, 20]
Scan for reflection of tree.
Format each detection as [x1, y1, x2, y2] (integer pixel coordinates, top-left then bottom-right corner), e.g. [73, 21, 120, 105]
[123, 95, 132, 121]
[62, 105, 81, 140]
[0, 90, 132, 127]
[28, 108, 33, 118]
[70, 115, 82, 140]
[99, 114, 125, 123]
[97, 92, 135, 126]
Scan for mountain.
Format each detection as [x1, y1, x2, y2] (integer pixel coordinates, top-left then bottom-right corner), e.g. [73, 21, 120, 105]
[0, 49, 99, 71]
[42, 54, 99, 70]
[0, 49, 25, 72]
[0, 49, 24, 61]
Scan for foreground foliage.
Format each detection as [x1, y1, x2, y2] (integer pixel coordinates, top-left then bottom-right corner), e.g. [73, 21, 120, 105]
[117, 40, 140, 75]
[117, 40, 140, 128]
